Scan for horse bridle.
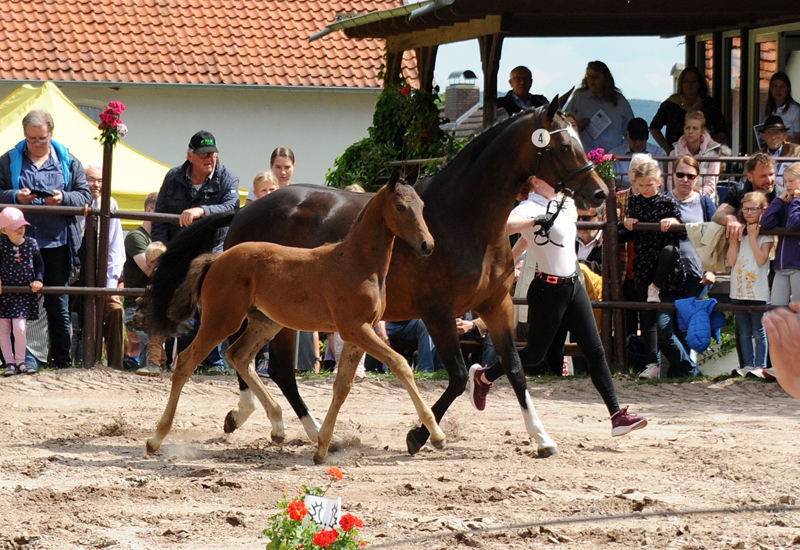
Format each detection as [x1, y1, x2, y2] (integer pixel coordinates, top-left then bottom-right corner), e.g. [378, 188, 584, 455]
[529, 105, 596, 200]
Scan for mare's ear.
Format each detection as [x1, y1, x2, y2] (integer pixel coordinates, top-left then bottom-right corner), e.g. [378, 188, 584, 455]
[387, 168, 401, 192]
[559, 87, 575, 108]
[405, 164, 421, 186]
[546, 96, 560, 123]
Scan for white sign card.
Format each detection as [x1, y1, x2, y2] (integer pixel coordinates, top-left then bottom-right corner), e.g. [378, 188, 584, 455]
[586, 109, 612, 140]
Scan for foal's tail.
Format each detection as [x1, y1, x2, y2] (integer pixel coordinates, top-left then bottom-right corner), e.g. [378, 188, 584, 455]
[148, 210, 237, 337]
[166, 253, 218, 326]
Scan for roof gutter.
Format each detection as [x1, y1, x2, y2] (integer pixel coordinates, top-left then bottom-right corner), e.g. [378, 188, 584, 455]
[309, 0, 455, 42]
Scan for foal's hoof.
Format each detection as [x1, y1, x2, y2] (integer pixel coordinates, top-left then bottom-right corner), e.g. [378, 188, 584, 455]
[312, 451, 328, 465]
[430, 436, 446, 450]
[145, 438, 160, 455]
[271, 433, 285, 446]
[406, 429, 427, 455]
[537, 445, 558, 458]
[223, 411, 238, 434]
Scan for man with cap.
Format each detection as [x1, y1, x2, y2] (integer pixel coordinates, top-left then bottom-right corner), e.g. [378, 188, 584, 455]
[758, 115, 800, 183]
[151, 130, 240, 248]
[610, 118, 666, 189]
[496, 66, 548, 118]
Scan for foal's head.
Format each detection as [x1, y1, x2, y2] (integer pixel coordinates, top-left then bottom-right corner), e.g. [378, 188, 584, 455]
[382, 170, 434, 258]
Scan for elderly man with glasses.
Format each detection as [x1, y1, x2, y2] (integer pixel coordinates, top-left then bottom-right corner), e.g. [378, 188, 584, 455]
[758, 115, 800, 183]
[496, 66, 547, 118]
[0, 109, 91, 369]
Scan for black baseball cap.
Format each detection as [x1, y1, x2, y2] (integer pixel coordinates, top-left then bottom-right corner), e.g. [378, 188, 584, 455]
[189, 130, 218, 154]
[627, 118, 649, 141]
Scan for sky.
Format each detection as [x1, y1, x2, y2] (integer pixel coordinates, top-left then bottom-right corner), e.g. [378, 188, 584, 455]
[432, 36, 687, 102]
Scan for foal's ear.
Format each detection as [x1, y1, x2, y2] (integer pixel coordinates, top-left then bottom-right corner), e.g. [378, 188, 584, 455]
[387, 168, 402, 192]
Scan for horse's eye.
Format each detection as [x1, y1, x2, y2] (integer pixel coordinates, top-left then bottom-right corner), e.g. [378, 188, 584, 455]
[396, 204, 406, 212]
[560, 144, 571, 154]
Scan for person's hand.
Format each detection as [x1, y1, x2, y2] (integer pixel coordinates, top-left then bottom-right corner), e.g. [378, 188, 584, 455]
[660, 217, 679, 232]
[624, 218, 637, 231]
[179, 207, 205, 227]
[533, 212, 555, 229]
[30, 280, 42, 293]
[455, 318, 474, 335]
[763, 302, 800, 401]
[747, 223, 760, 239]
[725, 219, 744, 241]
[107, 294, 121, 304]
[701, 271, 716, 285]
[793, 188, 800, 200]
[15, 188, 35, 205]
[45, 189, 63, 206]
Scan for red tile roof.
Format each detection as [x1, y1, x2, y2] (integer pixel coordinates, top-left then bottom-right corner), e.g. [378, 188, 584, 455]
[0, 1, 413, 88]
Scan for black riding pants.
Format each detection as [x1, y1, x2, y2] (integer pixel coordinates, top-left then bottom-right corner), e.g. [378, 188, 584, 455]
[485, 276, 620, 415]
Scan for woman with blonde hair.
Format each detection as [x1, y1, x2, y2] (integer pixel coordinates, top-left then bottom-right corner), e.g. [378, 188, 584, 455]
[668, 111, 722, 198]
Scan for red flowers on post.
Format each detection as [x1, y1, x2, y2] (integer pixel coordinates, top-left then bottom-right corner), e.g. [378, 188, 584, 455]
[96, 101, 128, 148]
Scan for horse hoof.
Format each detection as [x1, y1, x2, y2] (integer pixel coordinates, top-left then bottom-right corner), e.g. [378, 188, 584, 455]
[313, 451, 328, 465]
[223, 411, 238, 434]
[271, 434, 284, 446]
[537, 446, 558, 458]
[430, 437, 446, 450]
[145, 439, 160, 455]
[406, 430, 426, 455]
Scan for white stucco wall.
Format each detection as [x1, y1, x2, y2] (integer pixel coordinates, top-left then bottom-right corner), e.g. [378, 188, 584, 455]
[0, 82, 379, 193]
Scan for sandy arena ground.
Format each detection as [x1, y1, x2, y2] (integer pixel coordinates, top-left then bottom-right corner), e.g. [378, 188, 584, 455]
[1, 366, 799, 549]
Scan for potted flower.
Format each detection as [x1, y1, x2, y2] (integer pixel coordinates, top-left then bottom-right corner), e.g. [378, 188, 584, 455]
[586, 148, 619, 182]
[264, 467, 366, 549]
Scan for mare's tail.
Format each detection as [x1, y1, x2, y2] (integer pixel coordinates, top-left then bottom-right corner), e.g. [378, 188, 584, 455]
[148, 210, 237, 337]
[166, 253, 217, 326]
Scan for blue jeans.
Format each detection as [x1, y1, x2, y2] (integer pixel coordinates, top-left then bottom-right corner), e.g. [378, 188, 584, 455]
[732, 299, 768, 367]
[385, 320, 444, 373]
[177, 310, 224, 368]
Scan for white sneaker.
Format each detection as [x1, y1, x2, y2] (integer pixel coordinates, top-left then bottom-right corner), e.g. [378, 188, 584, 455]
[355, 363, 366, 379]
[733, 366, 756, 377]
[762, 367, 776, 379]
[646, 284, 661, 303]
[639, 363, 660, 379]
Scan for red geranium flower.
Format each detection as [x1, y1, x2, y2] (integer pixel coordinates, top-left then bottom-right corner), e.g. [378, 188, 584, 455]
[287, 499, 308, 521]
[421, 129, 431, 138]
[313, 528, 339, 547]
[340, 513, 364, 532]
[401, 86, 411, 96]
[327, 467, 343, 481]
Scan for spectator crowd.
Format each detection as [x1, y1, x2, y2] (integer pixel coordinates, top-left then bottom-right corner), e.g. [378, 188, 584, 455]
[2, 61, 800, 390]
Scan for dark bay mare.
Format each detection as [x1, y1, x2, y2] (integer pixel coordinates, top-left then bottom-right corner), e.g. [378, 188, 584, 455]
[148, 97, 607, 458]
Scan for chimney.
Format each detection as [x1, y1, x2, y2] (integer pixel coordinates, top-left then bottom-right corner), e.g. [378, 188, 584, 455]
[445, 70, 480, 121]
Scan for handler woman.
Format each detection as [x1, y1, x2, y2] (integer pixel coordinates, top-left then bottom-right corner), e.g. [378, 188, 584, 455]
[468, 176, 647, 437]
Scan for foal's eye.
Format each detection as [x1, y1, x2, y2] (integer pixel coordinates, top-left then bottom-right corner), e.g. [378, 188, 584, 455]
[395, 204, 406, 212]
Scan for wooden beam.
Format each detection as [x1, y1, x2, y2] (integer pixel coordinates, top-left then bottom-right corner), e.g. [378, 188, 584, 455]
[386, 15, 502, 52]
[415, 45, 438, 92]
[479, 33, 503, 129]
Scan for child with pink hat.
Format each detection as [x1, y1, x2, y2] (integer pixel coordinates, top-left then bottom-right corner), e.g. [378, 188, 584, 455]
[0, 207, 43, 376]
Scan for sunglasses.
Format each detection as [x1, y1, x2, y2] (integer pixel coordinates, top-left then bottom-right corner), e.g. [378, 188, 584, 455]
[675, 172, 698, 181]
[577, 215, 597, 222]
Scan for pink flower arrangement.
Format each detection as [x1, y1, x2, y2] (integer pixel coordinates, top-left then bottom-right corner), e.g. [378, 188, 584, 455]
[97, 101, 127, 148]
[586, 148, 619, 181]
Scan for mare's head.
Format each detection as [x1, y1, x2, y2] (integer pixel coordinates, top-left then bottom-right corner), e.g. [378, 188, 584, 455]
[519, 92, 608, 208]
[381, 170, 434, 257]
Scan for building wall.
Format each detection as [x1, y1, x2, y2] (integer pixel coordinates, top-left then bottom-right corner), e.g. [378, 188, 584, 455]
[0, 83, 379, 192]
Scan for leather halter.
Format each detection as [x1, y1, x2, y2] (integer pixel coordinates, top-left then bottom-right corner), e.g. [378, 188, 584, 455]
[530, 106, 596, 199]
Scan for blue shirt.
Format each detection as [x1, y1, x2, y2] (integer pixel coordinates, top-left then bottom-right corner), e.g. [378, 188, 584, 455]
[566, 88, 634, 153]
[18, 146, 71, 249]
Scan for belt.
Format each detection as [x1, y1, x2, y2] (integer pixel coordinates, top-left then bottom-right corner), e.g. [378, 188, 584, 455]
[536, 271, 578, 285]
